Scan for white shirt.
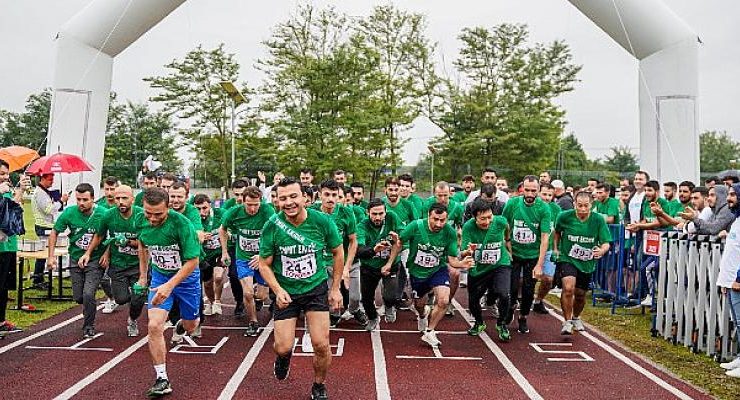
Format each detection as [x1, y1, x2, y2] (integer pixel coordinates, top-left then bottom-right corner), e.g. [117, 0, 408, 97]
[628, 191, 645, 224]
[464, 189, 509, 206]
[717, 218, 740, 288]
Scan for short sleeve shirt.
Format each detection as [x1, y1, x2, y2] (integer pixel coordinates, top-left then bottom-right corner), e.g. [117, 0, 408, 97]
[461, 216, 511, 277]
[221, 203, 275, 261]
[357, 210, 403, 270]
[95, 206, 143, 268]
[502, 197, 552, 260]
[135, 209, 201, 275]
[53, 205, 106, 261]
[400, 219, 459, 279]
[555, 210, 612, 273]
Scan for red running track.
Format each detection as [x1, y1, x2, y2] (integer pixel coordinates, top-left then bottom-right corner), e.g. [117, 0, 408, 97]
[0, 288, 713, 400]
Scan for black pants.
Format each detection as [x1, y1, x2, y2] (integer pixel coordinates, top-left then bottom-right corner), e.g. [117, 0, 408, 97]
[0, 252, 16, 321]
[227, 246, 243, 306]
[360, 265, 400, 321]
[33, 226, 51, 284]
[108, 266, 145, 320]
[468, 267, 511, 325]
[507, 257, 538, 322]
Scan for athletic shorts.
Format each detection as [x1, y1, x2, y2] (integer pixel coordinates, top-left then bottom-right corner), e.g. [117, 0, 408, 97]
[555, 262, 592, 291]
[199, 255, 222, 283]
[236, 258, 266, 285]
[410, 267, 450, 299]
[272, 282, 329, 321]
[542, 250, 556, 277]
[148, 268, 201, 320]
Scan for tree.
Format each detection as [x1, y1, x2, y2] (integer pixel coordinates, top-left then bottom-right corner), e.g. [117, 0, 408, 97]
[430, 24, 581, 182]
[602, 146, 639, 173]
[700, 130, 740, 174]
[144, 44, 250, 189]
[0, 89, 52, 154]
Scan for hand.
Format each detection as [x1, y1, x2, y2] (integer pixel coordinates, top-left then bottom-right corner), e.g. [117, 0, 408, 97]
[373, 241, 390, 254]
[388, 231, 400, 247]
[61, 193, 69, 203]
[532, 264, 543, 279]
[19, 175, 31, 191]
[719, 230, 729, 239]
[249, 254, 260, 269]
[380, 264, 391, 276]
[649, 202, 662, 215]
[0, 182, 10, 194]
[721, 287, 727, 295]
[137, 278, 148, 289]
[626, 223, 640, 233]
[732, 282, 740, 292]
[99, 252, 110, 268]
[257, 171, 266, 183]
[221, 251, 231, 267]
[593, 247, 605, 259]
[679, 207, 696, 221]
[328, 287, 343, 313]
[203, 232, 213, 241]
[77, 254, 90, 268]
[46, 257, 57, 271]
[460, 256, 474, 270]
[149, 283, 173, 306]
[275, 288, 292, 310]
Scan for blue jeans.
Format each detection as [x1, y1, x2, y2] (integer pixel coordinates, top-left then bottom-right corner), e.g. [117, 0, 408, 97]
[728, 290, 740, 348]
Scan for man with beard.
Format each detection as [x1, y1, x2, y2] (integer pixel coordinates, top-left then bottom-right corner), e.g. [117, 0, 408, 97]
[681, 187, 711, 233]
[502, 176, 551, 334]
[193, 194, 226, 320]
[357, 199, 403, 330]
[79, 185, 145, 337]
[715, 183, 740, 377]
[96, 176, 120, 209]
[532, 183, 561, 314]
[465, 167, 509, 206]
[220, 178, 249, 317]
[398, 173, 423, 218]
[134, 172, 158, 208]
[681, 185, 735, 236]
[383, 177, 418, 225]
[452, 175, 475, 203]
[350, 182, 368, 210]
[592, 183, 620, 224]
[653, 181, 695, 229]
[463, 183, 504, 223]
[94, 176, 119, 314]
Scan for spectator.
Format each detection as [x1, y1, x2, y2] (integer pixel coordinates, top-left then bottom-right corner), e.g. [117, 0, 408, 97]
[539, 171, 551, 184]
[705, 176, 719, 189]
[31, 173, 67, 288]
[586, 178, 599, 193]
[683, 185, 735, 236]
[618, 185, 636, 223]
[723, 174, 739, 187]
[464, 167, 509, 205]
[716, 182, 740, 377]
[552, 180, 572, 210]
[619, 177, 631, 188]
[495, 178, 508, 193]
[463, 183, 504, 223]
[682, 186, 711, 233]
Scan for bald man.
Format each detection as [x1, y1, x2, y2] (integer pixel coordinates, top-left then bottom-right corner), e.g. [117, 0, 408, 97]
[79, 185, 146, 336]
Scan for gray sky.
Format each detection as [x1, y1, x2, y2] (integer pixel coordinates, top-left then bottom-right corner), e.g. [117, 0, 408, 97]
[1, 0, 738, 169]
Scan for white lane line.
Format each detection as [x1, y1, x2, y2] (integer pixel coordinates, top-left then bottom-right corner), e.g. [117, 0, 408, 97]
[217, 320, 275, 400]
[547, 310, 694, 400]
[53, 336, 149, 400]
[371, 329, 391, 400]
[452, 299, 544, 400]
[0, 305, 104, 355]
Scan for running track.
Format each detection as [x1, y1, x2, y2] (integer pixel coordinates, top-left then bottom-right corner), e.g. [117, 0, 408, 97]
[0, 289, 712, 400]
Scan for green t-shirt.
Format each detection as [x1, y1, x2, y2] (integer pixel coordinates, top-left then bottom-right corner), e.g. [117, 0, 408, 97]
[259, 208, 342, 295]
[133, 191, 144, 208]
[399, 219, 459, 279]
[94, 206, 143, 268]
[53, 205, 106, 261]
[666, 199, 684, 217]
[200, 207, 225, 260]
[383, 197, 418, 225]
[135, 209, 201, 275]
[452, 191, 470, 204]
[357, 210, 403, 270]
[641, 197, 671, 230]
[0, 192, 18, 252]
[95, 197, 115, 210]
[555, 210, 612, 273]
[178, 203, 203, 231]
[310, 203, 357, 264]
[352, 204, 366, 225]
[592, 197, 620, 224]
[461, 217, 511, 277]
[404, 194, 424, 219]
[421, 198, 464, 229]
[221, 203, 275, 261]
[222, 197, 237, 210]
[356, 200, 369, 210]
[546, 201, 562, 250]
[502, 196, 552, 260]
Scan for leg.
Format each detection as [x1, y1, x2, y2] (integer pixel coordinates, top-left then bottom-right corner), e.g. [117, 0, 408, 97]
[273, 317, 298, 357]
[380, 269, 400, 309]
[428, 285, 450, 331]
[306, 311, 332, 384]
[32, 226, 48, 285]
[506, 259, 523, 324]
[203, 278, 215, 306]
[126, 268, 146, 320]
[147, 308, 170, 365]
[360, 267, 382, 321]
[573, 288, 588, 318]
[82, 263, 105, 329]
[519, 259, 537, 318]
[69, 264, 84, 305]
[240, 276, 257, 322]
[467, 273, 487, 325]
[213, 266, 225, 303]
[492, 267, 512, 325]
[109, 267, 132, 306]
[347, 262, 361, 313]
[100, 269, 113, 300]
[560, 277, 576, 321]
[447, 266, 460, 303]
[227, 247, 244, 312]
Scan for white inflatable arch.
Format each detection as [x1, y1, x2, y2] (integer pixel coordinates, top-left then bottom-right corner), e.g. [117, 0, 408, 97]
[47, 0, 699, 190]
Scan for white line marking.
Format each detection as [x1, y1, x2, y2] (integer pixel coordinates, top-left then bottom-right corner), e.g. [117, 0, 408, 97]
[529, 343, 594, 362]
[217, 320, 274, 400]
[371, 329, 392, 400]
[53, 336, 149, 400]
[170, 336, 230, 354]
[547, 310, 694, 400]
[452, 299, 543, 400]
[0, 305, 104, 355]
[26, 332, 113, 352]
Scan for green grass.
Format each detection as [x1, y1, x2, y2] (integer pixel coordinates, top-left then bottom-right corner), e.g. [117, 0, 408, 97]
[548, 294, 740, 400]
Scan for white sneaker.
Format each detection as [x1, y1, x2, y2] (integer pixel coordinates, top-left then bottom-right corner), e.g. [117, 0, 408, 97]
[571, 318, 586, 332]
[421, 330, 441, 347]
[445, 303, 454, 316]
[417, 316, 428, 332]
[550, 287, 562, 294]
[384, 306, 397, 323]
[171, 329, 184, 344]
[341, 310, 353, 320]
[203, 302, 213, 316]
[301, 332, 313, 353]
[561, 320, 574, 335]
[640, 296, 653, 307]
[102, 299, 117, 314]
[726, 367, 740, 378]
[127, 317, 139, 337]
[720, 357, 740, 370]
[191, 325, 202, 338]
[212, 302, 223, 315]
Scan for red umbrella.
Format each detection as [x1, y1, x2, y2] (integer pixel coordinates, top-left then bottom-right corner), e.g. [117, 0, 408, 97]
[26, 152, 94, 176]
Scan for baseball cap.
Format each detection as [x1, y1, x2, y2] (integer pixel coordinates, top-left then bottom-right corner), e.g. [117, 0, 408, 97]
[551, 180, 565, 189]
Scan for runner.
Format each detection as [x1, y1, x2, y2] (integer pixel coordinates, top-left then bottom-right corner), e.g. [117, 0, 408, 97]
[78, 185, 145, 336]
[461, 198, 512, 340]
[464, 167, 509, 206]
[47, 183, 106, 338]
[398, 173, 423, 218]
[398, 202, 473, 347]
[222, 179, 249, 318]
[258, 177, 344, 400]
[350, 182, 368, 210]
[532, 182, 561, 314]
[553, 191, 611, 334]
[356, 198, 403, 330]
[382, 177, 418, 225]
[193, 194, 226, 318]
[135, 187, 202, 398]
[158, 173, 177, 192]
[502, 175, 551, 334]
[452, 175, 475, 203]
[134, 171, 158, 208]
[95, 176, 119, 209]
[332, 169, 347, 186]
[94, 175, 119, 314]
[219, 186, 275, 336]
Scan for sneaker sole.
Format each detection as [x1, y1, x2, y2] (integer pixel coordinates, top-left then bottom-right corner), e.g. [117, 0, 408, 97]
[147, 388, 173, 398]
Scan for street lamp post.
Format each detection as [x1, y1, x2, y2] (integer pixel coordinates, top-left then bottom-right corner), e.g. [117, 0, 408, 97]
[428, 145, 436, 191]
[219, 81, 247, 185]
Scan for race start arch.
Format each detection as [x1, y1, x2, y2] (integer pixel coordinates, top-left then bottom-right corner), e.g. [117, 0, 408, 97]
[47, 0, 699, 190]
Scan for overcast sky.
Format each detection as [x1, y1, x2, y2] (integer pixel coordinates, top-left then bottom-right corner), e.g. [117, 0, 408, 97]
[1, 0, 738, 169]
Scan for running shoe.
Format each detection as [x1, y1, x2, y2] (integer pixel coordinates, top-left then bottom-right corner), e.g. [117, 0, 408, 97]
[561, 320, 574, 335]
[341, 310, 353, 320]
[517, 317, 529, 334]
[467, 322, 487, 336]
[384, 306, 397, 323]
[417, 316, 428, 332]
[311, 382, 329, 400]
[720, 357, 740, 370]
[496, 324, 511, 342]
[365, 317, 380, 332]
[171, 320, 185, 344]
[0, 320, 21, 333]
[191, 324, 202, 338]
[203, 302, 213, 316]
[146, 378, 172, 398]
[532, 302, 549, 315]
[571, 318, 586, 332]
[83, 326, 96, 339]
[274, 353, 292, 380]
[244, 321, 260, 337]
[445, 303, 454, 317]
[102, 299, 118, 314]
[127, 317, 139, 337]
[212, 301, 223, 315]
[640, 296, 653, 307]
[329, 314, 341, 328]
[352, 309, 369, 326]
[255, 299, 264, 312]
[421, 330, 441, 347]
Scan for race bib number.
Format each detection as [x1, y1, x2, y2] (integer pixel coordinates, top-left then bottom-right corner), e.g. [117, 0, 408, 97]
[414, 250, 439, 268]
[512, 226, 536, 244]
[75, 233, 93, 250]
[281, 253, 318, 279]
[118, 244, 138, 256]
[479, 249, 501, 264]
[239, 236, 259, 253]
[204, 233, 221, 250]
[377, 249, 391, 259]
[150, 249, 182, 271]
[568, 244, 593, 261]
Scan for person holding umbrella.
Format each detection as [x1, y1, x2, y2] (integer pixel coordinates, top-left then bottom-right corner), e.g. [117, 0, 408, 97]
[31, 173, 67, 288]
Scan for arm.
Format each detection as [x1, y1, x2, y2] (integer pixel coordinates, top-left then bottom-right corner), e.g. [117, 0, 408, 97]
[137, 241, 149, 287]
[380, 232, 402, 276]
[505, 226, 512, 255]
[694, 209, 736, 235]
[448, 254, 473, 270]
[46, 230, 59, 270]
[149, 257, 199, 306]
[328, 245, 345, 311]
[552, 231, 561, 258]
[78, 233, 104, 267]
[218, 226, 231, 265]
[533, 231, 549, 277]
[344, 234, 357, 270]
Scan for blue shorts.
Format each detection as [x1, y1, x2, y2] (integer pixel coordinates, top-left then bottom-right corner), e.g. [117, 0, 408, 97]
[148, 268, 201, 320]
[543, 251, 556, 277]
[236, 258, 266, 286]
[410, 267, 450, 299]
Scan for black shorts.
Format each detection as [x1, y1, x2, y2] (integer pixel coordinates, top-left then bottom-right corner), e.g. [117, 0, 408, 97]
[199, 255, 222, 283]
[273, 282, 329, 321]
[556, 262, 592, 291]
[0, 251, 17, 291]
